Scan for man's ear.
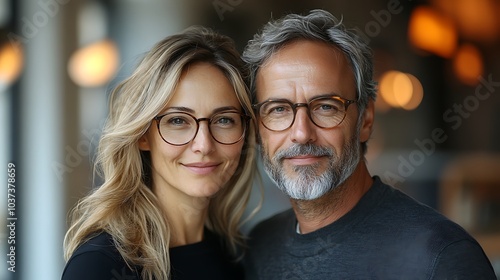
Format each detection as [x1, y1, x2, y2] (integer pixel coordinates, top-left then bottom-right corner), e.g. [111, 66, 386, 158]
[138, 134, 151, 151]
[359, 100, 375, 143]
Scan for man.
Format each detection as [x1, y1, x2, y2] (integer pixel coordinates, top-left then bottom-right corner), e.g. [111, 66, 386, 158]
[242, 9, 496, 279]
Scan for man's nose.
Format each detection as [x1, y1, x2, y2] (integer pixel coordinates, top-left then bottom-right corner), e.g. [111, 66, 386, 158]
[289, 107, 317, 144]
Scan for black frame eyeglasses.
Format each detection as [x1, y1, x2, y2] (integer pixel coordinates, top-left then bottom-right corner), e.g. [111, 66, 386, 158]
[253, 95, 356, 132]
[153, 111, 250, 146]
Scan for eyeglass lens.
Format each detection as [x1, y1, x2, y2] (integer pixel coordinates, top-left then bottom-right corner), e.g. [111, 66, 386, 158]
[157, 111, 246, 145]
[258, 97, 349, 131]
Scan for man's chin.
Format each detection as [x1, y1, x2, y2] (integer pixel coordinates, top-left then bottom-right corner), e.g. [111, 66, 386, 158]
[276, 176, 335, 200]
[281, 186, 331, 201]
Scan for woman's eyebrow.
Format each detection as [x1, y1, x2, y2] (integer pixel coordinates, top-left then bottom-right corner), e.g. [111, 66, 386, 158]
[163, 105, 241, 115]
[212, 106, 240, 114]
[163, 106, 194, 114]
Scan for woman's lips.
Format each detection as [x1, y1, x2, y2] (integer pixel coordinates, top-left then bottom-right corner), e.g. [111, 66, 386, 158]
[182, 162, 220, 175]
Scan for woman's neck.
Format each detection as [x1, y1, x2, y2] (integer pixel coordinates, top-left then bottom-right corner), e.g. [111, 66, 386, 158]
[153, 185, 210, 247]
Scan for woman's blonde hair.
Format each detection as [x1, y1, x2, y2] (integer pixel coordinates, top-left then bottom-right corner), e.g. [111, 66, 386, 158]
[63, 26, 257, 280]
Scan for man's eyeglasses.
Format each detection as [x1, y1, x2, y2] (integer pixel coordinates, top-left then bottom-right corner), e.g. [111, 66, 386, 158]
[154, 111, 250, 146]
[253, 95, 356, 131]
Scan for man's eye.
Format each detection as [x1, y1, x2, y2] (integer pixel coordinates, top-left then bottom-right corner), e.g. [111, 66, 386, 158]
[320, 104, 338, 111]
[313, 102, 341, 114]
[265, 104, 291, 115]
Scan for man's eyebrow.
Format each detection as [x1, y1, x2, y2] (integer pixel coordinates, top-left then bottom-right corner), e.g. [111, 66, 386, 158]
[311, 92, 346, 99]
[259, 92, 345, 103]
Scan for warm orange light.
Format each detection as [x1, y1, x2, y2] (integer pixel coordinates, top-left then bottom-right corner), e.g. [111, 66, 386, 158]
[379, 71, 424, 110]
[68, 39, 119, 87]
[431, 0, 499, 43]
[0, 41, 24, 88]
[401, 74, 424, 111]
[453, 43, 483, 86]
[455, 0, 497, 42]
[379, 71, 400, 108]
[393, 72, 413, 107]
[408, 6, 457, 58]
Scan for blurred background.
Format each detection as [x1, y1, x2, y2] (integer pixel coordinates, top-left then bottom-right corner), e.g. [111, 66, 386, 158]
[1, 0, 499, 279]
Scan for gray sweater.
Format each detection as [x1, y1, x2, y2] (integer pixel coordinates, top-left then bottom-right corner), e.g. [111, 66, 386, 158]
[244, 177, 496, 280]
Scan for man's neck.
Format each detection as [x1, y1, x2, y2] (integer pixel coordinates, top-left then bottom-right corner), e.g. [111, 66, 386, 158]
[292, 163, 373, 234]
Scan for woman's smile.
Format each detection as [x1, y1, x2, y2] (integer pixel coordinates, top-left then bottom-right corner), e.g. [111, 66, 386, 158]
[182, 161, 221, 175]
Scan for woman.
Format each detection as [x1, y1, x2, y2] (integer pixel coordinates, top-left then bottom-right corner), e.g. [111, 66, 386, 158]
[62, 26, 257, 280]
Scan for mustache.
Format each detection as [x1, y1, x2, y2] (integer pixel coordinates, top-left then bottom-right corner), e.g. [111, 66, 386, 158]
[273, 143, 335, 162]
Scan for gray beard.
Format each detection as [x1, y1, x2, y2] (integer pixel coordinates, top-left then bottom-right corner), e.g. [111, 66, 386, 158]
[261, 136, 360, 200]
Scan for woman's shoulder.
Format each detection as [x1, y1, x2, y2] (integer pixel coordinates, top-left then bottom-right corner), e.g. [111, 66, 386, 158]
[68, 232, 120, 261]
[169, 229, 244, 280]
[62, 232, 140, 280]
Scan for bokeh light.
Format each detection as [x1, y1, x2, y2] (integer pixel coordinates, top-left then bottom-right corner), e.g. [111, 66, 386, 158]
[0, 41, 24, 89]
[379, 70, 424, 111]
[402, 74, 424, 111]
[452, 43, 483, 86]
[393, 72, 413, 106]
[431, 0, 499, 43]
[68, 39, 119, 88]
[408, 6, 457, 58]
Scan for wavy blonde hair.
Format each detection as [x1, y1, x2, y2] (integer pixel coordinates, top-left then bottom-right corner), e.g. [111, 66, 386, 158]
[64, 26, 257, 280]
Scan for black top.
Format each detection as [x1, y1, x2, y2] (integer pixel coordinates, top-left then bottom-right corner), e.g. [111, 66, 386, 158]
[244, 176, 496, 280]
[62, 230, 244, 280]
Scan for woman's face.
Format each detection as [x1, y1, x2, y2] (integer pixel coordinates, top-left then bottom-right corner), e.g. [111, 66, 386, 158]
[139, 62, 245, 200]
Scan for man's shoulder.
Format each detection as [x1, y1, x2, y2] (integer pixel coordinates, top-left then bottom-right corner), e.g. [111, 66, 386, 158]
[244, 208, 296, 276]
[372, 178, 480, 247]
[373, 177, 450, 222]
[248, 208, 295, 240]
[254, 208, 294, 227]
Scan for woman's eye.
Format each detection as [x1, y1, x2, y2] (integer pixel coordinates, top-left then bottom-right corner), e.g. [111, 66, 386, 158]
[167, 117, 189, 126]
[213, 115, 237, 127]
[216, 117, 233, 124]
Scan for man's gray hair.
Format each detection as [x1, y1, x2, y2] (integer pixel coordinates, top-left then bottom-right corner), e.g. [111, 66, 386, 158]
[242, 9, 377, 112]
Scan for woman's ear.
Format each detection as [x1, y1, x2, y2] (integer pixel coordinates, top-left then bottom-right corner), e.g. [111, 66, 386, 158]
[138, 133, 151, 151]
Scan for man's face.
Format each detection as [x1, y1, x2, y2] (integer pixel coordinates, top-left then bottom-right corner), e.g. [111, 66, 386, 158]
[255, 40, 371, 200]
